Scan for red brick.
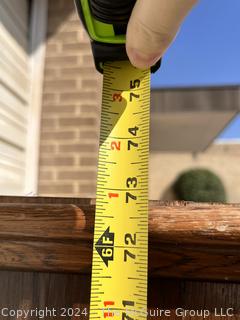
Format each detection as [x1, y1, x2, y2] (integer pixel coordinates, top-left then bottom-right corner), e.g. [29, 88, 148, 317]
[38, 171, 54, 180]
[42, 104, 76, 114]
[41, 131, 76, 140]
[58, 170, 96, 180]
[54, 31, 78, 41]
[41, 118, 57, 128]
[60, 92, 97, 101]
[80, 104, 99, 113]
[44, 68, 59, 80]
[78, 184, 96, 193]
[47, 18, 61, 33]
[42, 93, 58, 104]
[40, 156, 74, 166]
[39, 0, 100, 197]
[62, 43, 90, 51]
[60, 67, 95, 76]
[82, 55, 94, 64]
[45, 56, 78, 68]
[82, 79, 98, 88]
[46, 43, 59, 53]
[59, 143, 97, 153]
[48, 0, 74, 11]
[79, 131, 98, 139]
[59, 117, 96, 126]
[66, 20, 82, 29]
[38, 184, 74, 194]
[80, 157, 98, 166]
[40, 144, 57, 153]
[44, 79, 76, 91]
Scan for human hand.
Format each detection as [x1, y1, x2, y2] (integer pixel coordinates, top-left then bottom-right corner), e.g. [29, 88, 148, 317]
[126, 0, 198, 69]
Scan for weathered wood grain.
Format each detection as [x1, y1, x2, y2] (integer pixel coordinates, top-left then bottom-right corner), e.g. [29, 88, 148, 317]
[0, 271, 239, 319]
[0, 270, 91, 319]
[0, 197, 239, 281]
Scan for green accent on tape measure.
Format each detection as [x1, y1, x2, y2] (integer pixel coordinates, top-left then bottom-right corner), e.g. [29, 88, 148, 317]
[80, 0, 126, 44]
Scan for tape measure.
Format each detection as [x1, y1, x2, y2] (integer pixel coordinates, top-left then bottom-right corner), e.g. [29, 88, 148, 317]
[89, 61, 150, 319]
[74, 1, 161, 318]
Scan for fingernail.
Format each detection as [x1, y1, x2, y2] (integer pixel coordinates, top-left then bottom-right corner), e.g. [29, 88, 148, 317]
[128, 48, 160, 68]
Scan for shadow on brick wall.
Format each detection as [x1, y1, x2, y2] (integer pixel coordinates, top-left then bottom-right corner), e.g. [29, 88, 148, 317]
[46, 0, 77, 41]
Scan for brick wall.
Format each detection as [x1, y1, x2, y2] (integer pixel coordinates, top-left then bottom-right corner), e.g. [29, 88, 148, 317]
[38, 0, 101, 197]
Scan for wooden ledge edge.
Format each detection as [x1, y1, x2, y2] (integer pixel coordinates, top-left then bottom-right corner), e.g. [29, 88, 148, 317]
[0, 196, 239, 282]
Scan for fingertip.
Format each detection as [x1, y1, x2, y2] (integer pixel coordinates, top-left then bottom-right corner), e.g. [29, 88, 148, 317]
[127, 47, 161, 69]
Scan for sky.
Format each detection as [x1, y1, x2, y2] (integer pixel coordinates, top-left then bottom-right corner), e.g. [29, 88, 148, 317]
[216, 114, 240, 142]
[151, 0, 240, 88]
[151, 0, 240, 140]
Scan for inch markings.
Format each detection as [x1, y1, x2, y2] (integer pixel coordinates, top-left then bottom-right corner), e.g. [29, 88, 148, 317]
[89, 61, 150, 320]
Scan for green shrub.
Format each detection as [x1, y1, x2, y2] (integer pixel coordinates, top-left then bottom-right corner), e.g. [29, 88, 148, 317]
[173, 168, 227, 203]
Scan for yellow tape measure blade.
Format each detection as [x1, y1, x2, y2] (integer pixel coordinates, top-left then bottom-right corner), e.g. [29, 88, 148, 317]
[90, 61, 150, 320]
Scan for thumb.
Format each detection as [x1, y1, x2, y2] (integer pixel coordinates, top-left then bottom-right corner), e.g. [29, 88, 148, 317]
[126, 0, 198, 69]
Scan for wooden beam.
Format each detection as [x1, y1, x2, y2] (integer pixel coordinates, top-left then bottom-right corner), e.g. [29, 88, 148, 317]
[0, 196, 239, 281]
